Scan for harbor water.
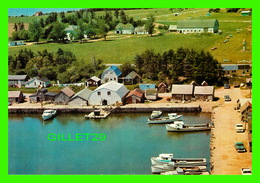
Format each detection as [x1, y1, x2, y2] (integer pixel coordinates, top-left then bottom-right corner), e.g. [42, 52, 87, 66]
[8, 112, 211, 175]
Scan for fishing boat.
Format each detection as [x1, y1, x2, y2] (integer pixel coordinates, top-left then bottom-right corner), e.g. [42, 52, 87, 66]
[42, 110, 57, 121]
[150, 110, 162, 119]
[151, 153, 207, 166]
[147, 113, 182, 124]
[151, 163, 207, 174]
[166, 121, 212, 132]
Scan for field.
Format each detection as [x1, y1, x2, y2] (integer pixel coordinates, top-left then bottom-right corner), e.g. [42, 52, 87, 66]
[8, 8, 252, 64]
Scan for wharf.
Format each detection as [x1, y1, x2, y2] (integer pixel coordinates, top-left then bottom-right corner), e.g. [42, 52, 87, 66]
[84, 110, 111, 119]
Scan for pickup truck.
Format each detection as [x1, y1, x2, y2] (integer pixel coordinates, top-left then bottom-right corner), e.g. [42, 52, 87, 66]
[235, 124, 245, 133]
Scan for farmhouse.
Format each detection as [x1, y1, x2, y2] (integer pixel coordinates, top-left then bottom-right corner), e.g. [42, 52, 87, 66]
[122, 71, 142, 85]
[88, 81, 129, 106]
[25, 76, 51, 88]
[171, 84, 194, 101]
[68, 87, 92, 107]
[194, 86, 215, 101]
[8, 91, 24, 104]
[54, 87, 75, 105]
[8, 75, 29, 87]
[177, 19, 219, 34]
[222, 64, 251, 77]
[115, 23, 134, 34]
[86, 76, 101, 87]
[125, 88, 145, 104]
[101, 65, 122, 83]
[8, 40, 24, 46]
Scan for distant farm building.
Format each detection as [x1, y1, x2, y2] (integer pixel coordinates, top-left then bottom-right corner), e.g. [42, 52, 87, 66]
[241, 11, 251, 16]
[134, 26, 148, 34]
[171, 84, 194, 101]
[8, 75, 29, 87]
[125, 88, 145, 104]
[54, 87, 75, 105]
[168, 25, 177, 32]
[157, 83, 168, 93]
[68, 87, 92, 107]
[86, 76, 101, 87]
[194, 86, 215, 101]
[8, 40, 24, 46]
[222, 64, 251, 77]
[122, 71, 142, 85]
[115, 23, 135, 34]
[101, 65, 122, 83]
[8, 91, 24, 104]
[177, 19, 219, 34]
[25, 76, 52, 88]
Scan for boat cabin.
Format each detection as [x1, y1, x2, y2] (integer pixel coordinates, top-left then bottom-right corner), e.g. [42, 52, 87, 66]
[159, 154, 173, 160]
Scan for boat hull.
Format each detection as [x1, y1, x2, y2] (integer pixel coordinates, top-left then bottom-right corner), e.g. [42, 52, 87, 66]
[42, 110, 57, 121]
[166, 124, 211, 132]
[147, 115, 182, 124]
[151, 157, 207, 166]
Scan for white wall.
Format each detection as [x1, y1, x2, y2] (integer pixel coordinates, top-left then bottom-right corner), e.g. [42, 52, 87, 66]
[88, 89, 122, 106]
[101, 70, 118, 83]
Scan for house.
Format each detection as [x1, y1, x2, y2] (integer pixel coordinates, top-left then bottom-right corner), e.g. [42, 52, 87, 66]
[29, 88, 48, 103]
[86, 76, 101, 87]
[168, 25, 177, 32]
[8, 40, 24, 46]
[88, 81, 129, 106]
[125, 88, 145, 104]
[194, 86, 214, 101]
[157, 83, 168, 93]
[54, 87, 75, 105]
[177, 19, 219, 34]
[68, 88, 92, 106]
[241, 11, 251, 16]
[134, 26, 148, 34]
[64, 25, 87, 40]
[101, 65, 122, 83]
[8, 75, 30, 87]
[171, 84, 194, 101]
[222, 64, 251, 77]
[145, 88, 158, 101]
[8, 91, 24, 104]
[122, 71, 142, 85]
[201, 81, 208, 86]
[115, 23, 134, 34]
[25, 76, 51, 88]
[139, 84, 156, 91]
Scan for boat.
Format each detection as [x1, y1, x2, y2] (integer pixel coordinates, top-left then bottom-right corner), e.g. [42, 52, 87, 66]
[166, 121, 212, 132]
[42, 110, 57, 121]
[151, 153, 207, 166]
[147, 113, 182, 124]
[161, 169, 209, 175]
[150, 110, 162, 119]
[151, 163, 207, 173]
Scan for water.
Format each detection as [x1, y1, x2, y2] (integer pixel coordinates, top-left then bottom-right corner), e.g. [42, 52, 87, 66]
[8, 112, 211, 175]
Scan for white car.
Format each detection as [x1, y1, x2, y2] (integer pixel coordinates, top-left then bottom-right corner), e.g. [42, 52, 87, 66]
[235, 124, 245, 133]
[241, 168, 252, 175]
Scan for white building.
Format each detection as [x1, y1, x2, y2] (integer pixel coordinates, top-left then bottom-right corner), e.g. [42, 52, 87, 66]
[101, 65, 122, 84]
[88, 81, 129, 106]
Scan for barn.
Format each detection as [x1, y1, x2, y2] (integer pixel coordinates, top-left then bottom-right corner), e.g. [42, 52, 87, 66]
[125, 88, 145, 104]
[101, 65, 122, 83]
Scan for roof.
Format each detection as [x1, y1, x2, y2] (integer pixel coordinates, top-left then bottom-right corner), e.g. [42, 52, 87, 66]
[61, 87, 75, 98]
[177, 19, 219, 28]
[105, 65, 122, 76]
[134, 26, 146, 32]
[125, 71, 141, 79]
[237, 98, 252, 107]
[240, 101, 252, 113]
[126, 88, 144, 98]
[45, 92, 57, 97]
[158, 83, 167, 88]
[222, 65, 238, 71]
[94, 81, 129, 98]
[71, 88, 92, 101]
[8, 91, 23, 98]
[35, 76, 50, 82]
[65, 25, 78, 31]
[116, 23, 134, 30]
[171, 84, 194, 95]
[190, 81, 199, 86]
[168, 25, 177, 30]
[139, 84, 156, 90]
[88, 76, 100, 82]
[194, 86, 214, 95]
[8, 75, 28, 80]
[146, 88, 158, 95]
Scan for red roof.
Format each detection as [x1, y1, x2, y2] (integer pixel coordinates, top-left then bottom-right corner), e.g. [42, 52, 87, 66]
[126, 88, 144, 98]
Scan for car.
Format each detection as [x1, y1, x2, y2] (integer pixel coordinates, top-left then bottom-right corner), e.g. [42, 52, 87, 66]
[235, 124, 245, 133]
[233, 82, 240, 88]
[224, 95, 231, 101]
[224, 84, 230, 89]
[241, 168, 252, 175]
[235, 142, 246, 153]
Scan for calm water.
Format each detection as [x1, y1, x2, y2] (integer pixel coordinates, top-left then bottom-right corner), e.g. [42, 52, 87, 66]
[8, 112, 211, 175]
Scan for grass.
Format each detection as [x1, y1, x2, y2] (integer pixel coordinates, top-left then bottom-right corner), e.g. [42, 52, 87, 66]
[9, 86, 65, 94]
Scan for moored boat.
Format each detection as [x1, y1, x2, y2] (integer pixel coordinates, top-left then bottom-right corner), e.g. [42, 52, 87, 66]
[166, 121, 212, 132]
[147, 113, 182, 124]
[42, 110, 57, 121]
[151, 164, 207, 174]
[150, 110, 162, 119]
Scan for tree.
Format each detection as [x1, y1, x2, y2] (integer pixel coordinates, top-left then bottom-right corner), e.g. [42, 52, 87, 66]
[75, 20, 87, 43]
[28, 20, 43, 43]
[97, 18, 109, 41]
[120, 62, 135, 76]
[48, 22, 66, 42]
[145, 14, 155, 36]
[13, 23, 18, 31]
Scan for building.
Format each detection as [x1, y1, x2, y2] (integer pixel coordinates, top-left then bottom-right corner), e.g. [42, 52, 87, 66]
[177, 19, 219, 34]
[8, 91, 24, 104]
[222, 64, 252, 77]
[201, 81, 208, 86]
[8, 75, 29, 87]
[236, 98, 252, 110]
[157, 83, 168, 93]
[122, 71, 142, 85]
[101, 65, 122, 83]
[68, 88, 92, 106]
[194, 86, 214, 101]
[241, 11, 251, 16]
[134, 26, 148, 34]
[125, 88, 145, 104]
[8, 40, 24, 46]
[168, 25, 177, 32]
[88, 81, 129, 106]
[145, 88, 158, 101]
[29, 88, 48, 103]
[54, 87, 75, 105]
[190, 81, 199, 86]
[44, 92, 57, 102]
[64, 25, 87, 40]
[139, 84, 156, 91]
[171, 84, 194, 101]
[25, 76, 52, 88]
[115, 23, 135, 34]
[86, 76, 101, 87]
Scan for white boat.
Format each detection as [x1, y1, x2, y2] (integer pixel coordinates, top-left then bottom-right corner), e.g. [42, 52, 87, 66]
[151, 163, 207, 173]
[150, 110, 162, 119]
[147, 113, 182, 124]
[42, 110, 57, 121]
[151, 153, 207, 166]
[166, 121, 212, 132]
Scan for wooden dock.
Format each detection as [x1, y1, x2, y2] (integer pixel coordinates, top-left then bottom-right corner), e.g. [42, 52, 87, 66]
[84, 110, 111, 119]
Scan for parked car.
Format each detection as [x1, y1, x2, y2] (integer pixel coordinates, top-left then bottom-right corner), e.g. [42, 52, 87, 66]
[235, 142, 246, 153]
[233, 82, 240, 88]
[235, 124, 245, 133]
[224, 84, 230, 89]
[241, 168, 252, 175]
[224, 95, 231, 101]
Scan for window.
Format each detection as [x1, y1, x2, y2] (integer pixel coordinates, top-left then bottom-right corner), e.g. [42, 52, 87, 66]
[114, 78, 116, 80]
[107, 91, 111, 96]
[97, 92, 101, 96]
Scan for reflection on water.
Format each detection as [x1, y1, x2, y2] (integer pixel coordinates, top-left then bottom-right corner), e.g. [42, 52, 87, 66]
[8, 112, 211, 175]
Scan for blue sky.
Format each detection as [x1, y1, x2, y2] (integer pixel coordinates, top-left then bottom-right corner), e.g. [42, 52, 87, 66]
[8, 8, 84, 16]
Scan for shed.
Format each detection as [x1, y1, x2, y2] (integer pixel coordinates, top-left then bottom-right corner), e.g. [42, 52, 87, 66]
[86, 76, 101, 87]
[8, 40, 24, 46]
[123, 71, 142, 85]
[168, 25, 177, 32]
[101, 65, 122, 83]
[194, 86, 214, 101]
[171, 84, 194, 101]
[25, 76, 51, 88]
[157, 83, 168, 93]
[125, 88, 145, 104]
[139, 84, 156, 91]
[8, 91, 24, 103]
[88, 81, 129, 106]
[54, 87, 75, 105]
[177, 19, 219, 33]
[145, 88, 158, 101]
[8, 75, 29, 87]
[68, 88, 92, 106]
[44, 92, 57, 102]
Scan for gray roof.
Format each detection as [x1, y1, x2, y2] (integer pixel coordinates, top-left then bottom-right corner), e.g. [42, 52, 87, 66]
[125, 71, 141, 79]
[172, 84, 194, 95]
[94, 81, 129, 98]
[8, 75, 28, 80]
[8, 91, 23, 98]
[70, 88, 92, 101]
[177, 19, 219, 28]
[194, 86, 214, 95]
[88, 76, 100, 82]
[45, 92, 57, 97]
[61, 87, 75, 98]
